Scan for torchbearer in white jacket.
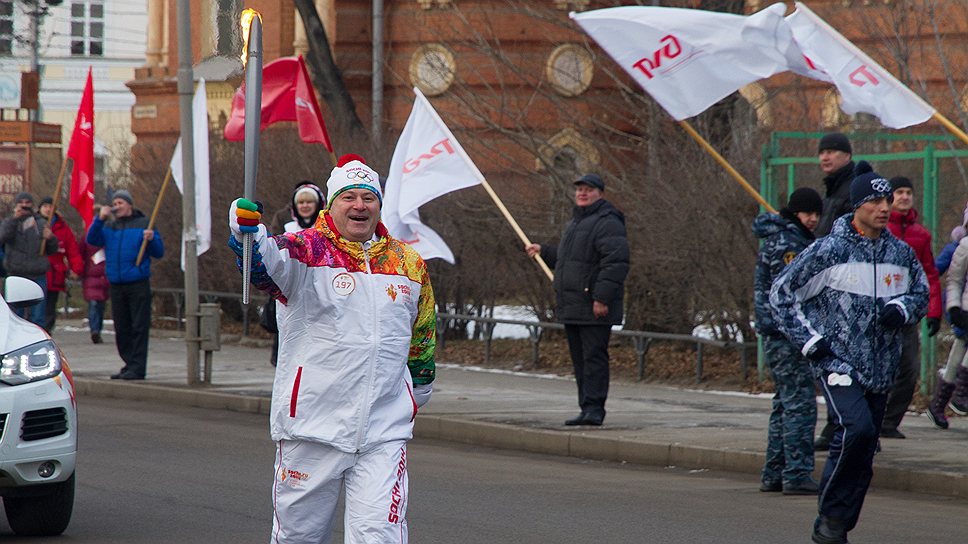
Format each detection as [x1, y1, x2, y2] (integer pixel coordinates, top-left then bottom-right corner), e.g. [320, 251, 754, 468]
[229, 154, 437, 544]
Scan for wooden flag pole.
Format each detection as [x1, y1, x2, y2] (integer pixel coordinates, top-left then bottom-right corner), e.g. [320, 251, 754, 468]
[677, 120, 776, 214]
[407, 88, 552, 282]
[136, 167, 172, 266]
[39, 156, 70, 255]
[933, 112, 968, 148]
[478, 178, 554, 282]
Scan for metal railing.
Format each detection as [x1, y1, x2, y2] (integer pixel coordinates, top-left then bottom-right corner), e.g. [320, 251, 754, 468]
[111, 285, 754, 383]
[437, 313, 756, 383]
[151, 286, 268, 336]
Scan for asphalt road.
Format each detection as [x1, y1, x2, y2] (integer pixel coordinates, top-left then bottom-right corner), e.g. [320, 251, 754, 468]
[3, 397, 966, 543]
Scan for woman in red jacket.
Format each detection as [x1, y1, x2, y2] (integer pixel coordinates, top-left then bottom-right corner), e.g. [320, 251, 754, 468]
[39, 198, 84, 332]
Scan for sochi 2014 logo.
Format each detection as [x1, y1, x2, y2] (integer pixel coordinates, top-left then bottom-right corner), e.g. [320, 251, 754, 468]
[280, 465, 311, 488]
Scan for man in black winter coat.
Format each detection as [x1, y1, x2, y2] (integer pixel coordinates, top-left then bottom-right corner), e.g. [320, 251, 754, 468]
[815, 133, 856, 237]
[525, 173, 630, 426]
[814, 133, 856, 451]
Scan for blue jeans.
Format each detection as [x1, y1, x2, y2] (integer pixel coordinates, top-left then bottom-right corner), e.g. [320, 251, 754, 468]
[88, 300, 106, 333]
[13, 275, 47, 327]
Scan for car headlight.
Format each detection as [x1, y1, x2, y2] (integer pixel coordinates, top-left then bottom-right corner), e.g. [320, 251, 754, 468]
[1, 340, 62, 386]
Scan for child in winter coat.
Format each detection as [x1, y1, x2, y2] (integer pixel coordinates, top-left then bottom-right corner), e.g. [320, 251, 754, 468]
[78, 236, 109, 344]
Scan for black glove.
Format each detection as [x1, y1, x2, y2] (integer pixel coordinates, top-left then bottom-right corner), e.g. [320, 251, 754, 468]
[927, 317, 941, 337]
[951, 307, 968, 330]
[878, 305, 906, 329]
[807, 339, 835, 362]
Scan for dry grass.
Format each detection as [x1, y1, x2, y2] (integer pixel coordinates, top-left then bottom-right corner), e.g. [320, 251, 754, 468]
[440, 335, 955, 406]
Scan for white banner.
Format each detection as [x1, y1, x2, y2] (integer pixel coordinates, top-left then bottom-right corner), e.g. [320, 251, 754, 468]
[787, 2, 935, 129]
[571, 3, 794, 120]
[169, 79, 212, 270]
[383, 87, 485, 263]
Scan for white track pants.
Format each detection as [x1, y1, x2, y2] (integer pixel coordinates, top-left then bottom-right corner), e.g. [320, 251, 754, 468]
[270, 439, 409, 544]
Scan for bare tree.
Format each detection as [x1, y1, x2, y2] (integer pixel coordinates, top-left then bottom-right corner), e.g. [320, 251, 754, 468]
[367, 1, 774, 339]
[293, 0, 368, 146]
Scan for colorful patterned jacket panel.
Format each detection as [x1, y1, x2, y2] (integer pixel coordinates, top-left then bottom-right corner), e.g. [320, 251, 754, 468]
[752, 212, 814, 337]
[238, 211, 436, 452]
[770, 215, 929, 393]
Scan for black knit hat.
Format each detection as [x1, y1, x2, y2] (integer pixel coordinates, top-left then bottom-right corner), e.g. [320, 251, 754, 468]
[890, 176, 913, 191]
[787, 187, 823, 215]
[40, 197, 53, 206]
[850, 161, 893, 209]
[818, 132, 852, 155]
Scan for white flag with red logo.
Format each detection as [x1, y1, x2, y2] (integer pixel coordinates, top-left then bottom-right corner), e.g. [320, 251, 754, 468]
[786, 2, 935, 128]
[570, 3, 795, 120]
[383, 87, 484, 263]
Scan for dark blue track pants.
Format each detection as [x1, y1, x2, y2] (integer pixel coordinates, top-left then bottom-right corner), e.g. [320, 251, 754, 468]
[817, 371, 888, 532]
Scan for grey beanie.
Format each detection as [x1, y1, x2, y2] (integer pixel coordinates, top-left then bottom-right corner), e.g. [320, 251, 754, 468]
[112, 189, 134, 205]
[14, 192, 34, 204]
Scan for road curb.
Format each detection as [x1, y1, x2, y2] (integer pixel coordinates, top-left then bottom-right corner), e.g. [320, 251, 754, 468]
[414, 415, 968, 499]
[73, 378, 271, 415]
[73, 380, 968, 500]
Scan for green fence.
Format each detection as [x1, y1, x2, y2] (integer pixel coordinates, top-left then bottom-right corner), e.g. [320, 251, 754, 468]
[758, 131, 968, 394]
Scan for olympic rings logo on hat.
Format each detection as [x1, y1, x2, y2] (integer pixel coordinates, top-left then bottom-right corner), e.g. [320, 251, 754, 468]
[870, 178, 891, 193]
[346, 169, 374, 184]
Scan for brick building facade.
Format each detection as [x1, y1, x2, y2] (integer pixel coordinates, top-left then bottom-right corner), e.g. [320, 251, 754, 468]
[127, 1, 968, 199]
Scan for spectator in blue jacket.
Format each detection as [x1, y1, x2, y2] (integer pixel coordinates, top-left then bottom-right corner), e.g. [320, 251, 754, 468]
[86, 190, 163, 380]
[771, 163, 928, 544]
[753, 188, 822, 496]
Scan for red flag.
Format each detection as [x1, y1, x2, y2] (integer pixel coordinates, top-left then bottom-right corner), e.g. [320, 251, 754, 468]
[67, 67, 94, 229]
[223, 55, 333, 151]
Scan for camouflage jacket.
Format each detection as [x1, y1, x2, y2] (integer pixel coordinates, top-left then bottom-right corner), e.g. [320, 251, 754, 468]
[752, 211, 814, 337]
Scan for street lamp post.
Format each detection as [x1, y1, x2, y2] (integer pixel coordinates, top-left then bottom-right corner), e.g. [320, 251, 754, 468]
[175, 0, 201, 384]
[21, 0, 62, 120]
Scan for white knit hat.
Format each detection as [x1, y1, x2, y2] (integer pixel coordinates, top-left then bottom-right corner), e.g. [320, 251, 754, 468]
[326, 154, 382, 207]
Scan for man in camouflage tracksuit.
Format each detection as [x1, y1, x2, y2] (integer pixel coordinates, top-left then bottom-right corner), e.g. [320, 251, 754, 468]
[753, 188, 823, 496]
[771, 163, 928, 544]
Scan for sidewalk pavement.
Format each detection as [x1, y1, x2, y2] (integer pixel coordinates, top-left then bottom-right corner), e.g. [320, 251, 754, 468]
[54, 317, 968, 499]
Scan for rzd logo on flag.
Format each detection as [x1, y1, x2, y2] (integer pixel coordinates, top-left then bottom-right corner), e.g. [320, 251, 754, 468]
[631, 35, 683, 80]
[403, 139, 456, 173]
[848, 65, 879, 87]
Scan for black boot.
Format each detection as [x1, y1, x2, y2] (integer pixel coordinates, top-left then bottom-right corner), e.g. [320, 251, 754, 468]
[812, 516, 849, 544]
[927, 378, 956, 429]
[565, 412, 588, 426]
[950, 366, 968, 416]
[565, 411, 604, 426]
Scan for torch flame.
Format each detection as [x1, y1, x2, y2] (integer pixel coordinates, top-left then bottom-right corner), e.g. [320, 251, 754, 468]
[240, 8, 262, 66]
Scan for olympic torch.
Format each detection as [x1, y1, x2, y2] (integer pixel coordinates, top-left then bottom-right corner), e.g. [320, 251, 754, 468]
[241, 9, 262, 304]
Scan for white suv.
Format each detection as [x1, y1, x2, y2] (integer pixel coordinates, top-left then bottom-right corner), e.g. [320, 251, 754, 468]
[0, 276, 77, 536]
